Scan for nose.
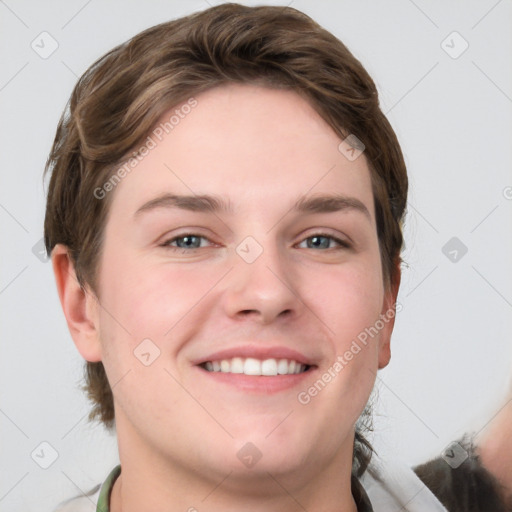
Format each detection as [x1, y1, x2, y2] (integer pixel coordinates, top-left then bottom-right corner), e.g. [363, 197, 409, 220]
[221, 239, 302, 325]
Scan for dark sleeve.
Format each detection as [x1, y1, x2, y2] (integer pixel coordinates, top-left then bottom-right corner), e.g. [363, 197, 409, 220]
[413, 437, 511, 512]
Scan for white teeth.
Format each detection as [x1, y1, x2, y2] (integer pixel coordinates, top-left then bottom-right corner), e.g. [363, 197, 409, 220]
[277, 359, 289, 375]
[203, 357, 307, 376]
[231, 357, 244, 373]
[261, 359, 278, 376]
[244, 358, 261, 375]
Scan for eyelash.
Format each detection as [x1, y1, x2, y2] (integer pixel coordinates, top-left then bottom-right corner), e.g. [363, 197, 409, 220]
[160, 233, 351, 252]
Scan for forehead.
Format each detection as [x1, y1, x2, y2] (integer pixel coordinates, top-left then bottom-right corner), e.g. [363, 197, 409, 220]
[107, 83, 375, 221]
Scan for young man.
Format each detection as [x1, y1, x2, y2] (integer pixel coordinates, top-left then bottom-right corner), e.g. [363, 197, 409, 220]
[46, 3, 501, 511]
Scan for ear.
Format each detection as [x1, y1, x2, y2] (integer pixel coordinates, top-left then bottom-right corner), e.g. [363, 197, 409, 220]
[51, 244, 102, 362]
[377, 261, 401, 369]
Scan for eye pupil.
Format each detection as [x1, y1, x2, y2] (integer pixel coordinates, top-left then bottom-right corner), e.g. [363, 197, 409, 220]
[309, 236, 330, 249]
[178, 235, 200, 248]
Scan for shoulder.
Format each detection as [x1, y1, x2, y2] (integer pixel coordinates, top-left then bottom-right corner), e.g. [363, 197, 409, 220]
[414, 438, 509, 512]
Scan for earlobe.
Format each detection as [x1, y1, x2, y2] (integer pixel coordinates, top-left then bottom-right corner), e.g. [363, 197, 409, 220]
[51, 244, 102, 362]
[377, 263, 401, 369]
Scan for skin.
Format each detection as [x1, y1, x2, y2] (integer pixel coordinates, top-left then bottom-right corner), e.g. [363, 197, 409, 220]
[52, 84, 399, 512]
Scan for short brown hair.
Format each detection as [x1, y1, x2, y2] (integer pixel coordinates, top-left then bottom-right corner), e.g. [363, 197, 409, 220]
[44, 3, 407, 475]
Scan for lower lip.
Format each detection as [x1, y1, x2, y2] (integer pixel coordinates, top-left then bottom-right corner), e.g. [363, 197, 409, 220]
[195, 366, 314, 393]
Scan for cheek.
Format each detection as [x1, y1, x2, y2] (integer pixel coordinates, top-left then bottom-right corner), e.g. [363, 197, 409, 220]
[315, 257, 384, 346]
[304, 252, 384, 412]
[299, 262, 382, 433]
[97, 253, 224, 350]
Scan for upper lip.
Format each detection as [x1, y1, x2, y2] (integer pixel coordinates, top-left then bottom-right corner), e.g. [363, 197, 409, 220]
[192, 345, 316, 366]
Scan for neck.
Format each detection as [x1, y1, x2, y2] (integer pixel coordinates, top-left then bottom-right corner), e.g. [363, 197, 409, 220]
[110, 421, 359, 512]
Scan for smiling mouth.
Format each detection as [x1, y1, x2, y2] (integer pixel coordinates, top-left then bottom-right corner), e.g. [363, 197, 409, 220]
[199, 357, 312, 376]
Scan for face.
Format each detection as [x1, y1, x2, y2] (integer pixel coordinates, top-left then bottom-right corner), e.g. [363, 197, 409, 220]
[85, 84, 396, 486]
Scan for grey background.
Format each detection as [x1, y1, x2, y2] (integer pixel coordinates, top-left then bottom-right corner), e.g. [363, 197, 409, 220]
[1, 1, 511, 510]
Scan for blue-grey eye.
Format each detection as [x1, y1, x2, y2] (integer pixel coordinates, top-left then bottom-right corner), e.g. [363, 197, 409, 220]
[299, 234, 347, 250]
[173, 235, 203, 249]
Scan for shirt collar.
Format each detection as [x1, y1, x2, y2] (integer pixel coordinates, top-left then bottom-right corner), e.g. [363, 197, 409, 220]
[96, 464, 120, 512]
[96, 466, 373, 512]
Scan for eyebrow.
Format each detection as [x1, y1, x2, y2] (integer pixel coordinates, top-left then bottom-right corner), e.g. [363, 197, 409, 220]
[134, 193, 371, 220]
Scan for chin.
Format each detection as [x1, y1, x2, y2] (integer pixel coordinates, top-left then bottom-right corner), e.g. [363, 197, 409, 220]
[223, 432, 315, 476]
